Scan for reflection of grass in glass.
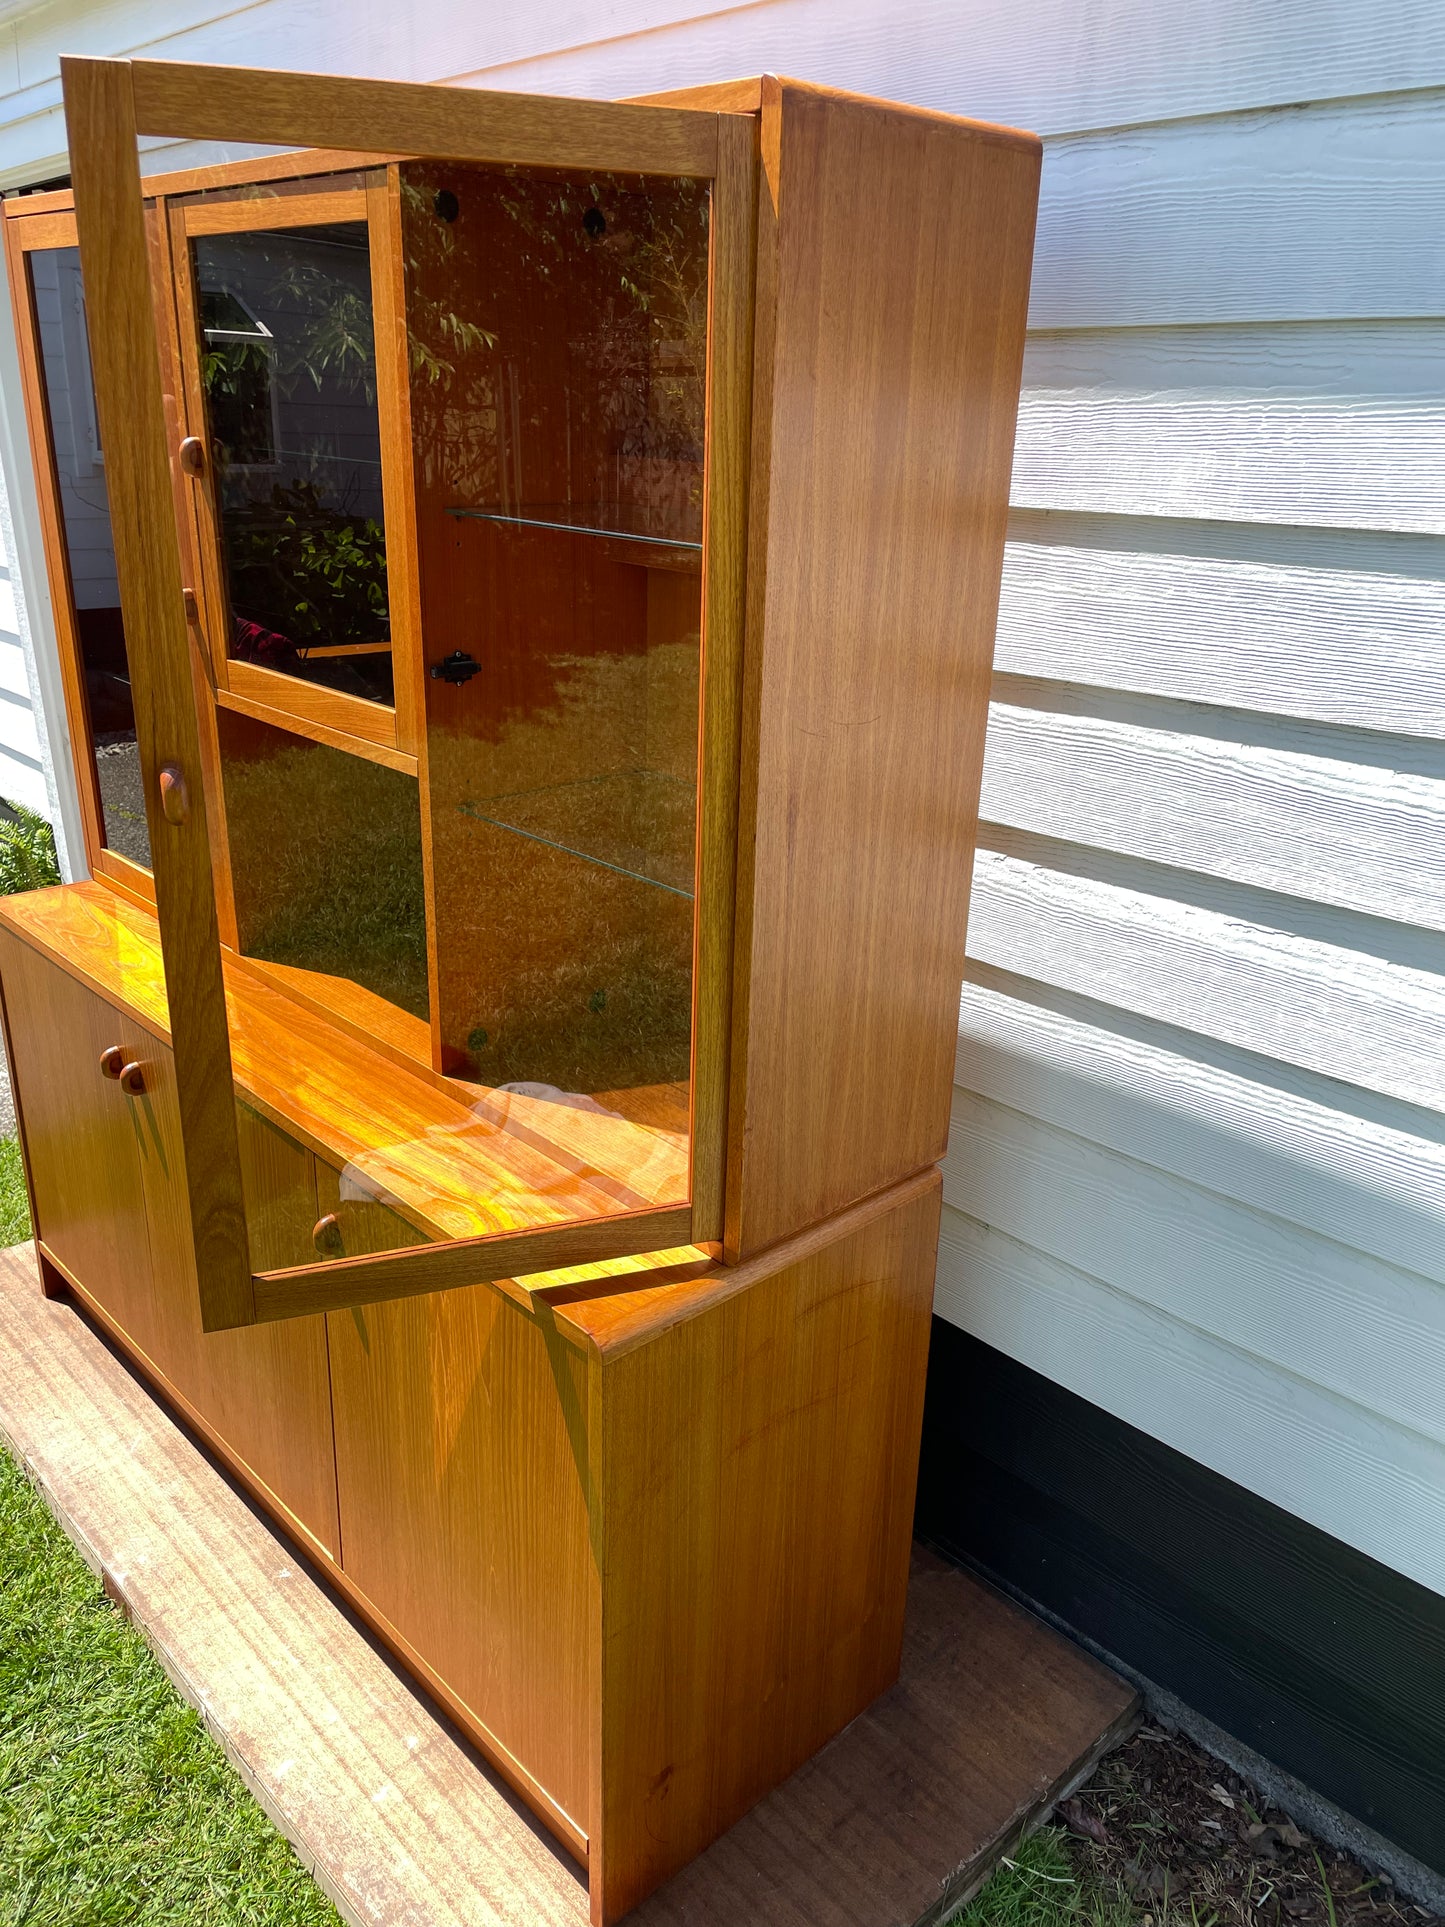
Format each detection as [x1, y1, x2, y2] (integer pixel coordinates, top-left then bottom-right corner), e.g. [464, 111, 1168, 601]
[222, 736, 428, 1019]
[427, 639, 698, 1093]
[456, 886, 693, 1093]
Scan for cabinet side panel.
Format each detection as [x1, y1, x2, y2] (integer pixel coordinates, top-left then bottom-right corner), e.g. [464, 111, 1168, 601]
[593, 1172, 941, 1921]
[729, 86, 1040, 1255]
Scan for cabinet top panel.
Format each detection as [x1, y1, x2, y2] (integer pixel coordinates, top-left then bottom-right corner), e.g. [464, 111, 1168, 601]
[0, 884, 705, 1290]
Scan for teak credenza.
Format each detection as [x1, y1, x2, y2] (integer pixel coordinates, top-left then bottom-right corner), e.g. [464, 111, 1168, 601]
[0, 62, 1039, 1921]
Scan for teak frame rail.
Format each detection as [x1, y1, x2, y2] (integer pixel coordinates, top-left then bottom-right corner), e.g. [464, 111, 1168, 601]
[60, 56, 755, 1330]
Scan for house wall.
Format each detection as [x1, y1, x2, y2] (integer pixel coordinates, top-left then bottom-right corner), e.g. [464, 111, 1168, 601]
[0, 0, 1440, 1828]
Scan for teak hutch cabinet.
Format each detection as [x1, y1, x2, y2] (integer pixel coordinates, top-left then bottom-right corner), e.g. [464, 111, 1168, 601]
[0, 58, 1039, 1920]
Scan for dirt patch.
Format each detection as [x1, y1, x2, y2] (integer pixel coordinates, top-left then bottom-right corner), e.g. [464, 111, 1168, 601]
[1057, 1724, 1440, 1927]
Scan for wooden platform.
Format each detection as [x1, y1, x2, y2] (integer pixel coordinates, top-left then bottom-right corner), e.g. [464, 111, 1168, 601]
[0, 1244, 1138, 1926]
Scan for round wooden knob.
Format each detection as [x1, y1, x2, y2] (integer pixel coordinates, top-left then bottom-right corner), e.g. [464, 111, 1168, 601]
[312, 1213, 344, 1257]
[99, 1045, 126, 1079]
[158, 765, 189, 826]
[117, 1061, 146, 1096]
[178, 435, 206, 477]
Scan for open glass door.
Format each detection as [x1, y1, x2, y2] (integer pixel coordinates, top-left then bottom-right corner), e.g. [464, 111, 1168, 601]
[62, 56, 752, 1328]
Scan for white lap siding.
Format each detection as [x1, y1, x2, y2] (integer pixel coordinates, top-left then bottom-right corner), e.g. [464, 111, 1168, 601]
[0, 0, 1439, 1586]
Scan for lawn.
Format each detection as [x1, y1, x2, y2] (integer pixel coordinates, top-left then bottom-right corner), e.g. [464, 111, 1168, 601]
[951, 1830, 1133, 1927]
[0, 1135, 31, 1246]
[0, 1441, 343, 1926]
[0, 1135, 342, 1926]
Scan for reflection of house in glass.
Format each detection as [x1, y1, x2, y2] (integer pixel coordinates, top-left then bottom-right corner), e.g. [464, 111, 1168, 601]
[27, 245, 150, 866]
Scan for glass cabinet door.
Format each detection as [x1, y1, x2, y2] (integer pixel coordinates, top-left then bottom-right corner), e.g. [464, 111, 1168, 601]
[64, 58, 750, 1328]
[9, 219, 154, 881]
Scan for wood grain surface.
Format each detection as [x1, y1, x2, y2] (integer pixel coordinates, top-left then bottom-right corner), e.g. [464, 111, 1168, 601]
[62, 55, 254, 1329]
[1011, 323, 1445, 534]
[212, 687, 416, 775]
[1029, 92, 1445, 330]
[1, 208, 109, 876]
[955, 968, 1445, 1293]
[980, 700, 1445, 934]
[327, 1279, 595, 1853]
[254, 1204, 696, 1323]
[945, 1087, 1445, 1453]
[687, 107, 755, 1245]
[967, 847, 1445, 1116]
[994, 530, 1445, 741]
[588, 1171, 943, 1919]
[0, 883, 700, 1281]
[127, 58, 722, 177]
[0, 1243, 1136, 1927]
[0, 929, 341, 1549]
[725, 79, 1040, 1256]
[0, 930, 152, 1311]
[222, 661, 400, 755]
[0, 1244, 593, 1927]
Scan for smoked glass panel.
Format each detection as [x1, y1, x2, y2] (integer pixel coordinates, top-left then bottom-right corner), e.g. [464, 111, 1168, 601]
[217, 709, 428, 1020]
[27, 245, 151, 866]
[405, 162, 707, 1139]
[191, 219, 394, 704]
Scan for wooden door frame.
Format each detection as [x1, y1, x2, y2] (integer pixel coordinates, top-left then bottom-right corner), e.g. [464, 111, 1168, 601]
[61, 55, 753, 1329]
[2, 205, 156, 907]
[0, 147, 419, 900]
[166, 179, 423, 768]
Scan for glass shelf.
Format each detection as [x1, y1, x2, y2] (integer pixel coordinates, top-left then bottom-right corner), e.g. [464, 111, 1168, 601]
[446, 504, 703, 552]
[457, 768, 697, 901]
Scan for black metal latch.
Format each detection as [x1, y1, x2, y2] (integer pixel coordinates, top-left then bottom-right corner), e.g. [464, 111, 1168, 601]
[430, 651, 481, 684]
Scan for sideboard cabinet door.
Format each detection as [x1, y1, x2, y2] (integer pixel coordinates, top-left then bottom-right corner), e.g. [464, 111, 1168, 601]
[0, 932, 340, 1557]
[0, 932, 154, 1325]
[119, 1038, 342, 1557]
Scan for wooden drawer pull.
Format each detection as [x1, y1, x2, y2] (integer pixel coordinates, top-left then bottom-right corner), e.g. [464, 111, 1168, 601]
[313, 1213, 344, 1258]
[117, 1061, 147, 1096]
[99, 1045, 126, 1079]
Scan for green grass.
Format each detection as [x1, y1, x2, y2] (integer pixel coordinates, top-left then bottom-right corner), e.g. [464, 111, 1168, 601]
[0, 1445, 341, 1925]
[952, 1827, 1137, 1927]
[0, 1137, 32, 1246]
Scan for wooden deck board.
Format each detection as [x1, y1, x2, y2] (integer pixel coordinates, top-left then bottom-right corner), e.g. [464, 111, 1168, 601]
[0, 1244, 1137, 1925]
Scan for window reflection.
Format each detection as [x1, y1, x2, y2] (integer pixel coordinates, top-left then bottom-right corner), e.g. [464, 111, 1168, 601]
[28, 245, 151, 867]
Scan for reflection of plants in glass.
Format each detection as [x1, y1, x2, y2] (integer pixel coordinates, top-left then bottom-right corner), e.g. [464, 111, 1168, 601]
[267, 259, 377, 399]
[225, 482, 388, 645]
[200, 234, 379, 415]
[396, 191, 498, 386]
[400, 167, 709, 528]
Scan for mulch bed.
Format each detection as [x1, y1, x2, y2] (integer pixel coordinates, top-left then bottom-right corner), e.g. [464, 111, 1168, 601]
[1058, 1724, 1441, 1927]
